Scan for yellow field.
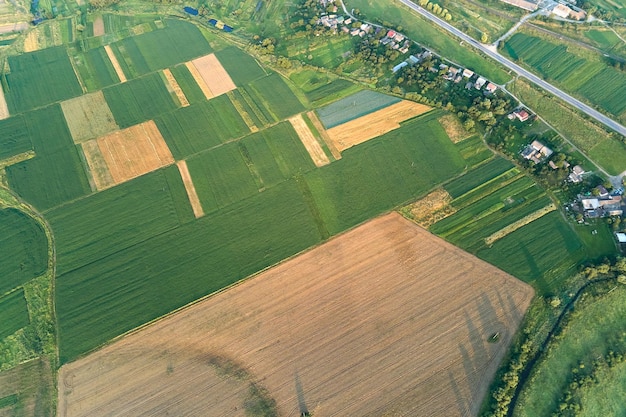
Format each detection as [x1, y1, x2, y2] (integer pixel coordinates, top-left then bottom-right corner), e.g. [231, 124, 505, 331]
[0, 82, 8, 120]
[104, 45, 126, 83]
[58, 213, 533, 417]
[187, 53, 236, 98]
[162, 69, 190, 107]
[288, 114, 330, 167]
[176, 160, 204, 218]
[439, 114, 473, 143]
[326, 100, 431, 152]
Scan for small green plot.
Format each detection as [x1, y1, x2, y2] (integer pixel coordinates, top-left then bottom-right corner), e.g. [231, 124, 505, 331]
[0, 289, 29, 340]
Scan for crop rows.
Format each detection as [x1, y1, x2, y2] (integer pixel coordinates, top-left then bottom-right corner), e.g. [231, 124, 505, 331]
[316, 90, 401, 128]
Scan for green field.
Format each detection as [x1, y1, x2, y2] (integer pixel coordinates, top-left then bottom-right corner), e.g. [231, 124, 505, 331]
[71, 46, 120, 92]
[0, 209, 47, 295]
[444, 157, 514, 197]
[247, 73, 305, 120]
[514, 286, 626, 417]
[0, 116, 31, 160]
[49, 169, 187, 276]
[168, 64, 206, 105]
[155, 95, 250, 160]
[56, 180, 323, 363]
[316, 90, 401, 128]
[454, 134, 494, 167]
[0, 290, 29, 340]
[503, 32, 626, 118]
[5, 105, 91, 211]
[575, 359, 626, 416]
[214, 46, 267, 86]
[289, 69, 362, 107]
[103, 72, 178, 128]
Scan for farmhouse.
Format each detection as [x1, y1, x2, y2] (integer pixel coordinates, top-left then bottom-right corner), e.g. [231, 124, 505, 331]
[580, 195, 623, 218]
[552, 3, 587, 19]
[509, 108, 530, 122]
[475, 76, 487, 89]
[499, 0, 538, 11]
[617, 232, 626, 244]
[393, 61, 409, 73]
[485, 82, 498, 94]
[462, 68, 474, 78]
[568, 165, 585, 183]
[521, 139, 552, 163]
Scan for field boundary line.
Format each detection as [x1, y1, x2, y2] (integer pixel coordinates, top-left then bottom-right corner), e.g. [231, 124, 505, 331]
[68, 54, 87, 94]
[484, 203, 556, 245]
[306, 111, 342, 160]
[104, 45, 127, 83]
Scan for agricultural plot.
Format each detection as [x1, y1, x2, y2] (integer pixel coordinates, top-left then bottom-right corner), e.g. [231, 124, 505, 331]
[305, 116, 465, 234]
[155, 95, 250, 160]
[326, 100, 432, 152]
[168, 64, 206, 105]
[162, 69, 189, 107]
[503, 33, 626, 118]
[176, 161, 203, 218]
[103, 45, 127, 83]
[454, 135, 494, 168]
[5, 105, 90, 211]
[2, 46, 82, 114]
[259, 121, 317, 178]
[289, 69, 362, 106]
[0, 83, 8, 119]
[444, 157, 515, 198]
[56, 180, 323, 363]
[61, 91, 118, 143]
[86, 120, 174, 186]
[0, 289, 29, 340]
[288, 113, 330, 167]
[214, 46, 266, 86]
[246, 73, 305, 120]
[316, 90, 401, 128]
[57, 213, 533, 417]
[0, 358, 54, 416]
[103, 72, 178, 128]
[71, 46, 120, 91]
[49, 169, 185, 275]
[0, 115, 31, 161]
[0, 208, 47, 295]
[188, 53, 236, 97]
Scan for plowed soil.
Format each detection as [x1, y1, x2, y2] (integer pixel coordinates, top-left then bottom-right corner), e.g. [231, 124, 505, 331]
[57, 213, 533, 417]
[326, 100, 431, 152]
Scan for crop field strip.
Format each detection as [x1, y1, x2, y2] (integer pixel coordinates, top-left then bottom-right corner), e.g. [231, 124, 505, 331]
[316, 89, 402, 129]
[184, 61, 214, 100]
[161, 69, 189, 107]
[326, 100, 432, 152]
[0, 289, 29, 340]
[103, 45, 127, 82]
[70, 46, 121, 92]
[246, 73, 305, 121]
[213, 46, 267, 86]
[288, 113, 330, 167]
[57, 213, 534, 417]
[0, 83, 8, 119]
[0, 115, 31, 161]
[188, 53, 236, 97]
[175, 160, 204, 218]
[226, 90, 259, 132]
[306, 110, 342, 160]
[0, 359, 55, 416]
[167, 64, 206, 105]
[61, 91, 119, 143]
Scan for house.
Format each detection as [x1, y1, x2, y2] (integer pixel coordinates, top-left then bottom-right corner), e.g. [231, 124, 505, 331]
[521, 139, 552, 163]
[616, 233, 626, 244]
[394, 33, 405, 42]
[462, 68, 474, 78]
[569, 9, 586, 20]
[499, 0, 538, 11]
[392, 61, 408, 73]
[344, 18, 352, 25]
[595, 185, 609, 198]
[399, 45, 410, 54]
[408, 55, 420, 65]
[514, 109, 530, 122]
[387, 29, 396, 38]
[475, 76, 487, 89]
[549, 160, 558, 170]
[582, 198, 600, 211]
[360, 23, 370, 32]
[552, 3, 570, 18]
[568, 165, 585, 183]
[350, 28, 360, 36]
[485, 82, 497, 94]
[599, 196, 623, 216]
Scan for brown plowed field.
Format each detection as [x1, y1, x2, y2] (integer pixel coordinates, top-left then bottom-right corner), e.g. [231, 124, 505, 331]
[104, 45, 126, 83]
[326, 100, 431, 152]
[288, 114, 330, 167]
[189, 54, 236, 98]
[176, 160, 204, 218]
[57, 213, 533, 417]
[94, 120, 174, 185]
[61, 91, 119, 143]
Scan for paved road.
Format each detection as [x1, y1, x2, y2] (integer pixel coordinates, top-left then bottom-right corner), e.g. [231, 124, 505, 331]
[396, 0, 626, 137]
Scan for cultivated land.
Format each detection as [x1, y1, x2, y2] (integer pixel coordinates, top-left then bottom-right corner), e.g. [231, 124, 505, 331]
[189, 53, 236, 98]
[326, 100, 432, 152]
[176, 160, 204, 218]
[288, 113, 330, 167]
[103, 45, 126, 83]
[185, 61, 214, 99]
[57, 213, 534, 417]
[61, 91, 119, 143]
[0, 84, 9, 120]
[162, 69, 189, 107]
[90, 120, 174, 185]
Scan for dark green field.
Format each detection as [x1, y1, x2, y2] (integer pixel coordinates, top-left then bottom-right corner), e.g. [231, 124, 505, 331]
[2, 46, 82, 114]
[316, 90, 401, 128]
[0, 116, 31, 160]
[444, 157, 514, 198]
[5, 105, 90, 211]
[71, 46, 120, 92]
[169, 64, 206, 105]
[49, 169, 187, 276]
[0, 290, 29, 340]
[0, 209, 47, 295]
[155, 95, 250, 159]
[214, 46, 267, 86]
[247, 73, 305, 120]
[103, 72, 178, 128]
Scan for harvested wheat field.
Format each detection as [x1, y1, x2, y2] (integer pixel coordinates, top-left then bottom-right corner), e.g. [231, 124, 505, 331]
[61, 91, 119, 143]
[326, 100, 431, 152]
[162, 69, 189, 107]
[57, 213, 533, 417]
[188, 54, 236, 98]
[306, 111, 341, 160]
[92, 15, 104, 36]
[93, 120, 174, 185]
[288, 114, 330, 167]
[439, 114, 472, 143]
[104, 45, 126, 83]
[176, 160, 204, 218]
[0, 83, 9, 120]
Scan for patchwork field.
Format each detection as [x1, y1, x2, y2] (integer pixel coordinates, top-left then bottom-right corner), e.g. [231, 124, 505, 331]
[184, 61, 214, 99]
[61, 91, 118, 143]
[316, 89, 401, 129]
[57, 213, 534, 417]
[103, 45, 126, 83]
[188, 53, 236, 98]
[87, 120, 174, 185]
[288, 113, 330, 167]
[162, 69, 189, 107]
[326, 100, 431, 152]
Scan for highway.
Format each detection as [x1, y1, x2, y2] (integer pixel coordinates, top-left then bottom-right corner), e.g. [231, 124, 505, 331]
[396, 0, 626, 137]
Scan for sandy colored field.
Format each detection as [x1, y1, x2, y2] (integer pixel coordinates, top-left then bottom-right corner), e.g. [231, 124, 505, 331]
[22, 29, 38, 52]
[184, 61, 213, 99]
[227, 91, 258, 132]
[288, 114, 330, 167]
[104, 45, 126, 83]
[189, 54, 236, 97]
[306, 110, 341, 160]
[95, 120, 174, 185]
[61, 91, 119, 143]
[326, 100, 432, 152]
[439, 114, 472, 143]
[162, 69, 189, 107]
[0, 22, 28, 34]
[81, 140, 115, 191]
[176, 160, 204, 218]
[0, 82, 8, 120]
[92, 15, 104, 36]
[58, 213, 533, 417]
[404, 188, 457, 228]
